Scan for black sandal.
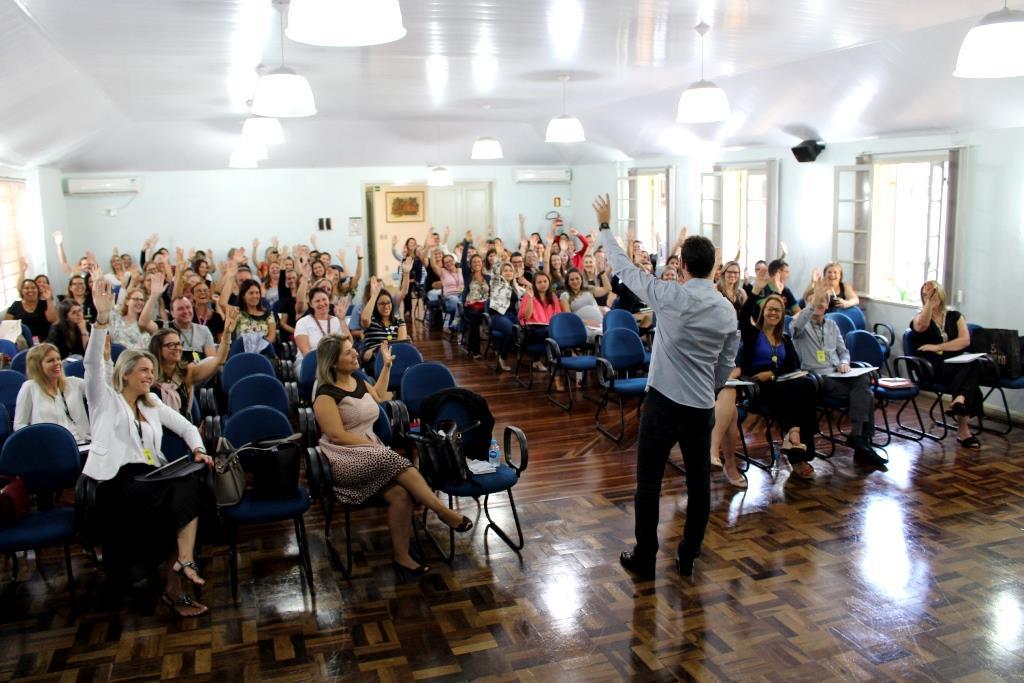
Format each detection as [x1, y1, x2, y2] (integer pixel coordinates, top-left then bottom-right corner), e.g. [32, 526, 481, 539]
[446, 515, 473, 533]
[162, 591, 208, 617]
[172, 560, 205, 586]
[957, 435, 981, 449]
[945, 402, 969, 418]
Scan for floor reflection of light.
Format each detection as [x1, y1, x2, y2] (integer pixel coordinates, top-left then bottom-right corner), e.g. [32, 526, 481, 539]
[860, 498, 915, 600]
[542, 573, 583, 626]
[992, 592, 1023, 650]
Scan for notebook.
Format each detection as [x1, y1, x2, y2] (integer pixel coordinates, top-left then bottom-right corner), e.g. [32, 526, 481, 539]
[133, 455, 207, 483]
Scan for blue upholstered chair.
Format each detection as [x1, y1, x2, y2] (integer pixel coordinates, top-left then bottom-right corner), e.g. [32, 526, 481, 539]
[594, 329, 649, 442]
[0, 424, 81, 599]
[10, 350, 28, 375]
[400, 362, 456, 419]
[0, 370, 27, 424]
[545, 313, 599, 411]
[221, 406, 313, 601]
[374, 342, 424, 394]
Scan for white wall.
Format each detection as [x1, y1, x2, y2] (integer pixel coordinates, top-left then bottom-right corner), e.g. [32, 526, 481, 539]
[57, 165, 572, 272]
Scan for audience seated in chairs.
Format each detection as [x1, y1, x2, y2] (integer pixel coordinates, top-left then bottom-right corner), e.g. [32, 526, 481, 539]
[149, 308, 238, 422]
[738, 293, 819, 479]
[717, 261, 747, 316]
[430, 252, 464, 336]
[13, 343, 91, 442]
[85, 279, 214, 617]
[233, 280, 276, 345]
[311, 333, 472, 578]
[294, 287, 349, 365]
[802, 262, 860, 312]
[5, 278, 57, 343]
[518, 271, 560, 374]
[560, 268, 604, 329]
[748, 259, 801, 315]
[459, 233, 490, 359]
[792, 278, 886, 470]
[907, 280, 984, 449]
[359, 279, 407, 373]
[486, 262, 524, 372]
[46, 298, 90, 359]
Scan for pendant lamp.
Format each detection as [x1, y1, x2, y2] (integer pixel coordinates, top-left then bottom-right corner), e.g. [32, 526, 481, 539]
[241, 116, 285, 145]
[545, 75, 586, 143]
[427, 166, 454, 187]
[286, 0, 407, 47]
[252, 5, 317, 117]
[676, 22, 730, 123]
[471, 104, 504, 159]
[953, 2, 1024, 78]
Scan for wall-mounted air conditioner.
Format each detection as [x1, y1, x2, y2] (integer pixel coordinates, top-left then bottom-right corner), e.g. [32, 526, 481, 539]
[513, 168, 572, 183]
[65, 177, 141, 195]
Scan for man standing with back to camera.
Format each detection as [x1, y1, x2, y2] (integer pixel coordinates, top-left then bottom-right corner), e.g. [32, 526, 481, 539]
[594, 194, 739, 579]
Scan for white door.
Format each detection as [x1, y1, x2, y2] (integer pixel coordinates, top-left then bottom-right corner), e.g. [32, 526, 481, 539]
[428, 182, 494, 237]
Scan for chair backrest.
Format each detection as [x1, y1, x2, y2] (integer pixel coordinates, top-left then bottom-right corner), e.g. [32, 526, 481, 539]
[843, 306, 867, 330]
[375, 342, 424, 390]
[902, 328, 914, 357]
[845, 330, 886, 368]
[603, 308, 639, 335]
[0, 423, 80, 493]
[0, 404, 10, 448]
[784, 315, 793, 337]
[0, 339, 18, 358]
[298, 352, 318, 400]
[549, 312, 588, 350]
[222, 352, 276, 393]
[967, 322, 982, 337]
[600, 328, 646, 371]
[400, 362, 456, 417]
[826, 312, 855, 339]
[63, 359, 85, 379]
[21, 324, 34, 347]
[0, 369, 27, 421]
[372, 404, 393, 445]
[229, 374, 290, 416]
[223, 405, 294, 446]
[110, 342, 126, 363]
[10, 349, 29, 375]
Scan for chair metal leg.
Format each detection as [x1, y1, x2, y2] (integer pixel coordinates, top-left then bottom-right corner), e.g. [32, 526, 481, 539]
[979, 385, 1014, 436]
[595, 392, 628, 443]
[737, 413, 780, 478]
[419, 494, 457, 564]
[294, 517, 315, 598]
[228, 527, 239, 603]
[547, 366, 573, 411]
[63, 541, 76, 601]
[483, 490, 524, 551]
[895, 395, 945, 441]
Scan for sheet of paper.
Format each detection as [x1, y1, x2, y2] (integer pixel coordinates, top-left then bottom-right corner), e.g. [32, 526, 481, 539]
[825, 366, 877, 378]
[725, 379, 755, 387]
[943, 352, 987, 364]
[775, 370, 809, 382]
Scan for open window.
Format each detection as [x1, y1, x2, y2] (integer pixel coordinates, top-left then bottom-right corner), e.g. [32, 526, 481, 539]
[699, 161, 779, 272]
[616, 166, 672, 256]
[0, 179, 26, 309]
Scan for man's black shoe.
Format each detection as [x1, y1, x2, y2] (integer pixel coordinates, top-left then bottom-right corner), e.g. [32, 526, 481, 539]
[619, 550, 656, 579]
[853, 443, 888, 471]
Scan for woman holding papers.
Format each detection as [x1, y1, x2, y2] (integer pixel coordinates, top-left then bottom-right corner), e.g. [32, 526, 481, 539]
[908, 281, 984, 449]
[738, 293, 819, 479]
[84, 279, 214, 617]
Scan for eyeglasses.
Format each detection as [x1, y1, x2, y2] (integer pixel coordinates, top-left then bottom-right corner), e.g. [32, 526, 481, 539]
[128, 297, 145, 302]
[162, 342, 183, 349]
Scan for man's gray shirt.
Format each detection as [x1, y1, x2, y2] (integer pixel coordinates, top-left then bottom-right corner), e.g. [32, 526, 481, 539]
[790, 306, 850, 373]
[600, 230, 739, 409]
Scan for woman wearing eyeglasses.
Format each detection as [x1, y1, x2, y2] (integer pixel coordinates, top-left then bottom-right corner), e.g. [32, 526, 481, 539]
[14, 343, 91, 443]
[110, 285, 158, 349]
[148, 308, 239, 420]
[716, 260, 747, 316]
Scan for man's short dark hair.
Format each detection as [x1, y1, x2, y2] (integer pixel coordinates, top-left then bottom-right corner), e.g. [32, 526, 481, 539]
[680, 236, 716, 278]
[510, 251, 523, 259]
[755, 259, 767, 267]
[237, 264, 251, 273]
[768, 259, 788, 276]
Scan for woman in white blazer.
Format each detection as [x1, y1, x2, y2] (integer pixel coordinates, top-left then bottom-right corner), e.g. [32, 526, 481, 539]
[86, 279, 214, 618]
[14, 343, 91, 442]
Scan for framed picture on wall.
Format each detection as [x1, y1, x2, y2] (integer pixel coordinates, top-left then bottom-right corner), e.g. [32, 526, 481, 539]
[385, 191, 425, 222]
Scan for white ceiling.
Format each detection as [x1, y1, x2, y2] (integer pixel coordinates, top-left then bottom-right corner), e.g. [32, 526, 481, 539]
[0, 0, 1019, 172]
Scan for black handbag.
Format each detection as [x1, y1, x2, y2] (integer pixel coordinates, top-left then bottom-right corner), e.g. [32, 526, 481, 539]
[238, 434, 303, 499]
[409, 420, 477, 489]
[971, 328, 1022, 379]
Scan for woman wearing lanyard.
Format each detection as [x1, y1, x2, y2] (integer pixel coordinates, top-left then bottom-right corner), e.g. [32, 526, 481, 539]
[14, 343, 92, 443]
[294, 288, 349, 363]
[738, 293, 819, 479]
[84, 278, 215, 618]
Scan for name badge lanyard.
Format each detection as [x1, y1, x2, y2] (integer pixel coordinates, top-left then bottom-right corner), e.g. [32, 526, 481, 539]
[133, 408, 157, 466]
[811, 321, 828, 364]
[314, 316, 332, 337]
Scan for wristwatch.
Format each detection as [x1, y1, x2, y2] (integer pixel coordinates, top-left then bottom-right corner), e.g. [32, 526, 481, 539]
[599, 222, 611, 231]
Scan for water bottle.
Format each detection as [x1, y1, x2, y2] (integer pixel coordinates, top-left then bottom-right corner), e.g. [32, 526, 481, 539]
[488, 438, 500, 468]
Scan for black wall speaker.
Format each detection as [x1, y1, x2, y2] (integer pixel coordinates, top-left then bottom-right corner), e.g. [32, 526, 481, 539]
[791, 139, 825, 163]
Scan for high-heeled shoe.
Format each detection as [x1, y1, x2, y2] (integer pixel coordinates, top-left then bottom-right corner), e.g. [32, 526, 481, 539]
[392, 559, 430, 579]
[676, 552, 696, 577]
[445, 515, 473, 533]
[172, 560, 205, 587]
[724, 470, 748, 489]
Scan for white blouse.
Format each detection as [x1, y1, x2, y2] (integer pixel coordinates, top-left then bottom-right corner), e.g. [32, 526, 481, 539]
[294, 314, 343, 359]
[14, 377, 91, 442]
[83, 326, 203, 482]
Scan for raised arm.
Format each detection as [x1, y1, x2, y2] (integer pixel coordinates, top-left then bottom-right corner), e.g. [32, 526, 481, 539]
[139, 272, 165, 334]
[594, 195, 668, 310]
[188, 308, 238, 385]
[85, 279, 114, 412]
[360, 278, 383, 328]
[53, 231, 72, 276]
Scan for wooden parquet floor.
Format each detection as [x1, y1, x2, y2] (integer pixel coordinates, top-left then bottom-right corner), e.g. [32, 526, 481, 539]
[3, 325, 1024, 682]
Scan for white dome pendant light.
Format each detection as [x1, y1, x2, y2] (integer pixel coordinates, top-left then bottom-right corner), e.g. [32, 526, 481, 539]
[471, 104, 504, 159]
[954, 2, 1024, 78]
[286, 0, 407, 47]
[427, 124, 454, 186]
[545, 74, 586, 143]
[676, 22, 731, 124]
[252, 4, 317, 117]
[241, 116, 286, 146]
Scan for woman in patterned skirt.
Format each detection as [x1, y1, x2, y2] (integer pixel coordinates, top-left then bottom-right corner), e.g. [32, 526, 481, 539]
[312, 333, 472, 577]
